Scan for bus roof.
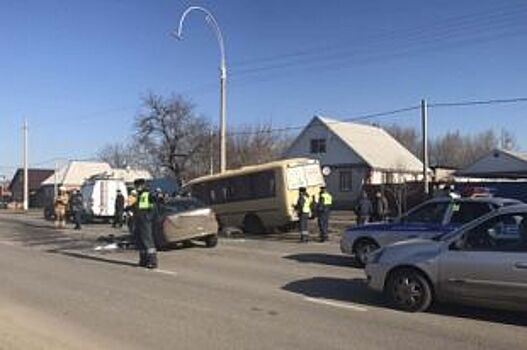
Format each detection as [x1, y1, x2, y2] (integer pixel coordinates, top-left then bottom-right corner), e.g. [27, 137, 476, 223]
[185, 158, 319, 185]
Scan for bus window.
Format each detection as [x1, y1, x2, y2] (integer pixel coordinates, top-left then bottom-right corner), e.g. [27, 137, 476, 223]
[251, 171, 276, 199]
[228, 175, 252, 201]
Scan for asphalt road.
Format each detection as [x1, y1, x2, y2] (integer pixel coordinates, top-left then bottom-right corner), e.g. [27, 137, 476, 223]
[0, 212, 525, 350]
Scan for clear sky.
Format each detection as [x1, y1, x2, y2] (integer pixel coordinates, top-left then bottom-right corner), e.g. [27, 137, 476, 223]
[1, 0, 526, 176]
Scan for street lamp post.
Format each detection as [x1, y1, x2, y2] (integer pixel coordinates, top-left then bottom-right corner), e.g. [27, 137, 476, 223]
[174, 6, 227, 174]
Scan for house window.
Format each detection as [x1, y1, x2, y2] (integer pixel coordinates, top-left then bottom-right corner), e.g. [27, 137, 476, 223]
[339, 171, 353, 192]
[310, 138, 326, 154]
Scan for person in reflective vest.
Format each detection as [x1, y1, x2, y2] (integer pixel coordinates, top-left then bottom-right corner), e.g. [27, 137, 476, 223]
[316, 186, 333, 242]
[295, 187, 311, 243]
[133, 178, 158, 269]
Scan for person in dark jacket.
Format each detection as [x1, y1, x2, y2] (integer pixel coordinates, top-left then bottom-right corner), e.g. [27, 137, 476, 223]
[113, 189, 125, 228]
[373, 190, 389, 222]
[356, 191, 372, 225]
[70, 190, 84, 230]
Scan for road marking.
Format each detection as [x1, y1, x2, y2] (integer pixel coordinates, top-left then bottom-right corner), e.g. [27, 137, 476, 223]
[224, 238, 246, 243]
[304, 297, 368, 312]
[154, 269, 178, 276]
[0, 240, 16, 246]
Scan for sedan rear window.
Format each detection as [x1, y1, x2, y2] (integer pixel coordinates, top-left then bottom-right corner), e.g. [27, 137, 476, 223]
[164, 198, 206, 213]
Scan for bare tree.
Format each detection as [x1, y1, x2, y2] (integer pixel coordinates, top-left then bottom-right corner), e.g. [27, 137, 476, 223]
[228, 123, 294, 169]
[383, 124, 421, 157]
[135, 94, 210, 182]
[383, 123, 517, 169]
[96, 140, 163, 176]
[97, 143, 131, 169]
[430, 129, 517, 168]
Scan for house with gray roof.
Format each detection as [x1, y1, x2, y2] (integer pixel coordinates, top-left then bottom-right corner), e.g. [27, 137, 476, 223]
[457, 149, 527, 178]
[284, 116, 425, 207]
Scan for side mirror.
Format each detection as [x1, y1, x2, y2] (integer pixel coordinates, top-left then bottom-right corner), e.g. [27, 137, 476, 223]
[487, 228, 497, 238]
[450, 236, 465, 251]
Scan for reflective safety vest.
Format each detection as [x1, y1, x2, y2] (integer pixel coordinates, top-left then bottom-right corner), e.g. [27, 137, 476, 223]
[320, 192, 333, 206]
[138, 191, 153, 210]
[302, 195, 311, 214]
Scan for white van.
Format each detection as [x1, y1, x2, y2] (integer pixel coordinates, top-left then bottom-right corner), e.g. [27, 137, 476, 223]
[81, 177, 128, 221]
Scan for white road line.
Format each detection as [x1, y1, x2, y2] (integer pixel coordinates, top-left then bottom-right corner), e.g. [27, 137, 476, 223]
[223, 238, 246, 243]
[154, 269, 178, 276]
[304, 297, 368, 312]
[0, 240, 16, 246]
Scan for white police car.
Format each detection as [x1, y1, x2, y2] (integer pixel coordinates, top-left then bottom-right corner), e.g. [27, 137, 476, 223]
[340, 196, 521, 267]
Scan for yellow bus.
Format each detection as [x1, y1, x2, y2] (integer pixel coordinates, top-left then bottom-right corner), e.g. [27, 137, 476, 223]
[184, 158, 325, 233]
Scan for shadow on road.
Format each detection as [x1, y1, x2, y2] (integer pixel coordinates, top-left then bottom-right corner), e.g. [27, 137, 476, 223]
[52, 250, 138, 268]
[283, 277, 384, 307]
[21, 222, 57, 230]
[428, 303, 527, 327]
[283, 253, 361, 268]
[283, 276, 527, 326]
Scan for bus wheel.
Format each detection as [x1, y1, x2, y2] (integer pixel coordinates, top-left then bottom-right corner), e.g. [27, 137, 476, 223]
[243, 214, 265, 234]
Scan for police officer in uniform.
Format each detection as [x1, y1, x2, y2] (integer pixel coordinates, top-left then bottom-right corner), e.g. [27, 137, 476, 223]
[133, 179, 158, 269]
[70, 189, 84, 230]
[295, 187, 311, 243]
[317, 186, 333, 242]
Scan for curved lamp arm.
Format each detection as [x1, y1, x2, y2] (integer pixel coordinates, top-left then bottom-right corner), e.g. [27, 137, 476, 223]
[173, 6, 226, 77]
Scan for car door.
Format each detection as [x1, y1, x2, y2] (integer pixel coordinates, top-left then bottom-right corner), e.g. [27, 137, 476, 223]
[438, 213, 527, 306]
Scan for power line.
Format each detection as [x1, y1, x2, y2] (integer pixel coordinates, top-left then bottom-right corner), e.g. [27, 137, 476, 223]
[429, 97, 527, 108]
[224, 29, 527, 93]
[227, 105, 421, 136]
[227, 96, 527, 136]
[231, 22, 527, 79]
[231, 5, 527, 77]
[232, 2, 526, 68]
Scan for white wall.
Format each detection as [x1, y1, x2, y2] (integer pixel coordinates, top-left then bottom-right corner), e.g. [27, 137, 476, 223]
[284, 118, 366, 166]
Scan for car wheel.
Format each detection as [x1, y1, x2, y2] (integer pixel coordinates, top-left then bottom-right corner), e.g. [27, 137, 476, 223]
[386, 268, 433, 312]
[243, 214, 265, 234]
[204, 234, 218, 248]
[353, 239, 380, 267]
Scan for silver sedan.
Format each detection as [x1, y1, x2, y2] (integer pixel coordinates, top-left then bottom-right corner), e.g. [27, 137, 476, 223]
[341, 197, 520, 267]
[365, 204, 527, 312]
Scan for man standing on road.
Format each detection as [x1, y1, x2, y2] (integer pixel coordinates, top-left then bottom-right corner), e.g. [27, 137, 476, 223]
[133, 179, 158, 269]
[125, 189, 137, 235]
[373, 190, 389, 222]
[54, 187, 69, 229]
[113, 189, 125, 228]
[70, 190, 84, 230]
[295, 187, 311, 243]
[355, 191, 372, 225]
[317, 186, 333, 242]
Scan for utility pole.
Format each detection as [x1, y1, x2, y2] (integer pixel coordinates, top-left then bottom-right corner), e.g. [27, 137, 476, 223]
[421, 99, 429, 196]
[23, 119, 29, 211]
[209, 128, 214, 176]
[219, 64, 227, 173]
[54, 161, 58, 200]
